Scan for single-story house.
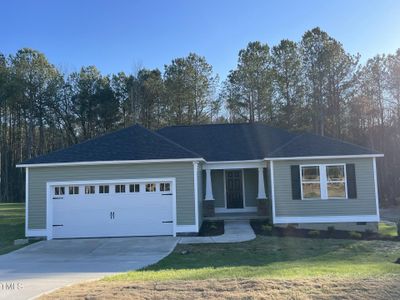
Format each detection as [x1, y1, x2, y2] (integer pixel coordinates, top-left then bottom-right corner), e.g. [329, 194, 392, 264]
[17, 123, 383, 239]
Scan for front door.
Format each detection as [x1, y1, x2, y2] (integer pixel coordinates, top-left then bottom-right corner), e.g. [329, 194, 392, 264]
[225, 170, 244, 209]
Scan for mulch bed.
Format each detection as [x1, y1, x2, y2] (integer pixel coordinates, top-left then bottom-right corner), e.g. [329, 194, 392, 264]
[251, 219, 399, 241]
[199, 220, 224, 236]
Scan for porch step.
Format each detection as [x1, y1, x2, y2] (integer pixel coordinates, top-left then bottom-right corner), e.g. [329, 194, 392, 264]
[204, 212, 269, 221]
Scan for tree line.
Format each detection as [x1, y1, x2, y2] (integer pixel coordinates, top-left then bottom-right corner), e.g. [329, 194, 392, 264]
[1, 27, 399, 206]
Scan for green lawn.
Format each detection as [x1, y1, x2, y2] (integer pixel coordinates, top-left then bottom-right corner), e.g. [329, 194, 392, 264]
[379, 222, 398, 237]
[108, 235, 400, 282]
[0, 203, 26, 255]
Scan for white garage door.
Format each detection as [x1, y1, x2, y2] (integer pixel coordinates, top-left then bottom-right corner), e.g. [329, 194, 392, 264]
[50, 179, 174, 238]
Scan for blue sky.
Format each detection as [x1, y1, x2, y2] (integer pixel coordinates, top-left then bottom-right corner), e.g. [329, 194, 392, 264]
[1, 0, 400, 79]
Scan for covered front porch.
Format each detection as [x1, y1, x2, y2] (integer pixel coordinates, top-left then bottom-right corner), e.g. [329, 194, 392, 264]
[202, 160, 271, 219]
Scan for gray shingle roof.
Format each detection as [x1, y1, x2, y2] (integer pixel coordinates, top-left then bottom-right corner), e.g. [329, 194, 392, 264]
[157, 123, 297, 161]
[268, 133, 380, 158]
[20, 123, 380, 166]
[158, 123, 380, 161]
[20, 124, 201, 165]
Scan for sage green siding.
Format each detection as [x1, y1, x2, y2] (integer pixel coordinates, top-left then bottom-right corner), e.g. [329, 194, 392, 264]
[243, 169, 258, 207]
[273, 158, 377, 217]
[28, 162, 195, 229]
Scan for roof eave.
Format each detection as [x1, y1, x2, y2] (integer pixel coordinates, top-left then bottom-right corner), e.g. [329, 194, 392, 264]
[16, 157, 205, 168]
[264, 154, 384, 161]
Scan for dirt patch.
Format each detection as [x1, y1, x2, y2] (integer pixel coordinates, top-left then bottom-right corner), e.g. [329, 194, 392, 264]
[41, 277, 400, 299]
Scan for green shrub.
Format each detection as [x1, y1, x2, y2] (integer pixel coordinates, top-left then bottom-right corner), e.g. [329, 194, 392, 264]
[349, 231, 362, 239]
[327, 226, 335, 235]
[261, 224, 272, 234]
[308, 230, 320, 238]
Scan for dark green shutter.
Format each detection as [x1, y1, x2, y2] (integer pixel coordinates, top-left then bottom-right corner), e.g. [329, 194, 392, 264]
[291, 165, 301, 200]
[346, 164, 357, 199]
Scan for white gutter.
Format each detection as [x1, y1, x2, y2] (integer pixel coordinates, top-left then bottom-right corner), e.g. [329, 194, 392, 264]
[264, 154, 384, 161]
[17, 154, 384, 168]
[16, 158, 205, 168]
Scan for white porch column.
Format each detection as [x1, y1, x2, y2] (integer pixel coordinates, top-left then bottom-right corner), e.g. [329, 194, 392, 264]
[257, 167, 267, 199]
[204, 169, 214, 200]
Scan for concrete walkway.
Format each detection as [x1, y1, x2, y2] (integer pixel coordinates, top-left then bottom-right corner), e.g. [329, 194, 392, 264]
[179, 220, 256, 244]
[0, 236, 178, 300]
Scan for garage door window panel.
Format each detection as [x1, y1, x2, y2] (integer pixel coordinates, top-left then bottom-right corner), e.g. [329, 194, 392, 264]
[160, 183, 170, 192]
[99, 185, 109, 194]
[69, 186, 79, 195]
[115, 184, 126, 193]
[54, 186, 65, 196]
[129, 184, 140, 193]
[85, 185, 95, 194]
[146, 183, 156, 192]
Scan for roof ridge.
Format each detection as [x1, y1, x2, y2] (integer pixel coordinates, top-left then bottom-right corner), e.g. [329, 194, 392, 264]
[140, 124, 203, 158]
[268, 133, 305, 157]
[160, 122, 264, 129]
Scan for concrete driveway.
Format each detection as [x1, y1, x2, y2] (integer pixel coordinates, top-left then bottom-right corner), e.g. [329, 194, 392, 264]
[0, 237, 178, 300]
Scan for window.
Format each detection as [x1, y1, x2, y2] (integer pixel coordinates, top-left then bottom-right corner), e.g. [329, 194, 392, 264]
[85, 185, 95, 194]
[99, 185, 109, 194]
[326, 165, 346, 198]
[145, 183, 156, 192]
[115, 184, 126, 193]
[301, 166, 321, 199]
[129, 184, 140, 193]
[300, 164, 347, 200]
[54, 186, 65, 195]
[69, 186, 79, 195]
[160, 182, 170, 192]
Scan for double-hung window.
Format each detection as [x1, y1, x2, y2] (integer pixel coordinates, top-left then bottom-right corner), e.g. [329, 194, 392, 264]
[300, 164, 347, 200]
[326, 165, 346, 198]
[301, 166, 321, 199]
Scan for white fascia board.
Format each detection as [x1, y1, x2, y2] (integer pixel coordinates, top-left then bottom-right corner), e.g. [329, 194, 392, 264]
[204, 160, 266, 170]
[265, 154, 384, 161]
[274, 215, 380, 224]
[16, 158, 205, 168]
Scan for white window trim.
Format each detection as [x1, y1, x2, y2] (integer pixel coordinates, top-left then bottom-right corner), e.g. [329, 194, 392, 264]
[300, 163, 348, 200]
